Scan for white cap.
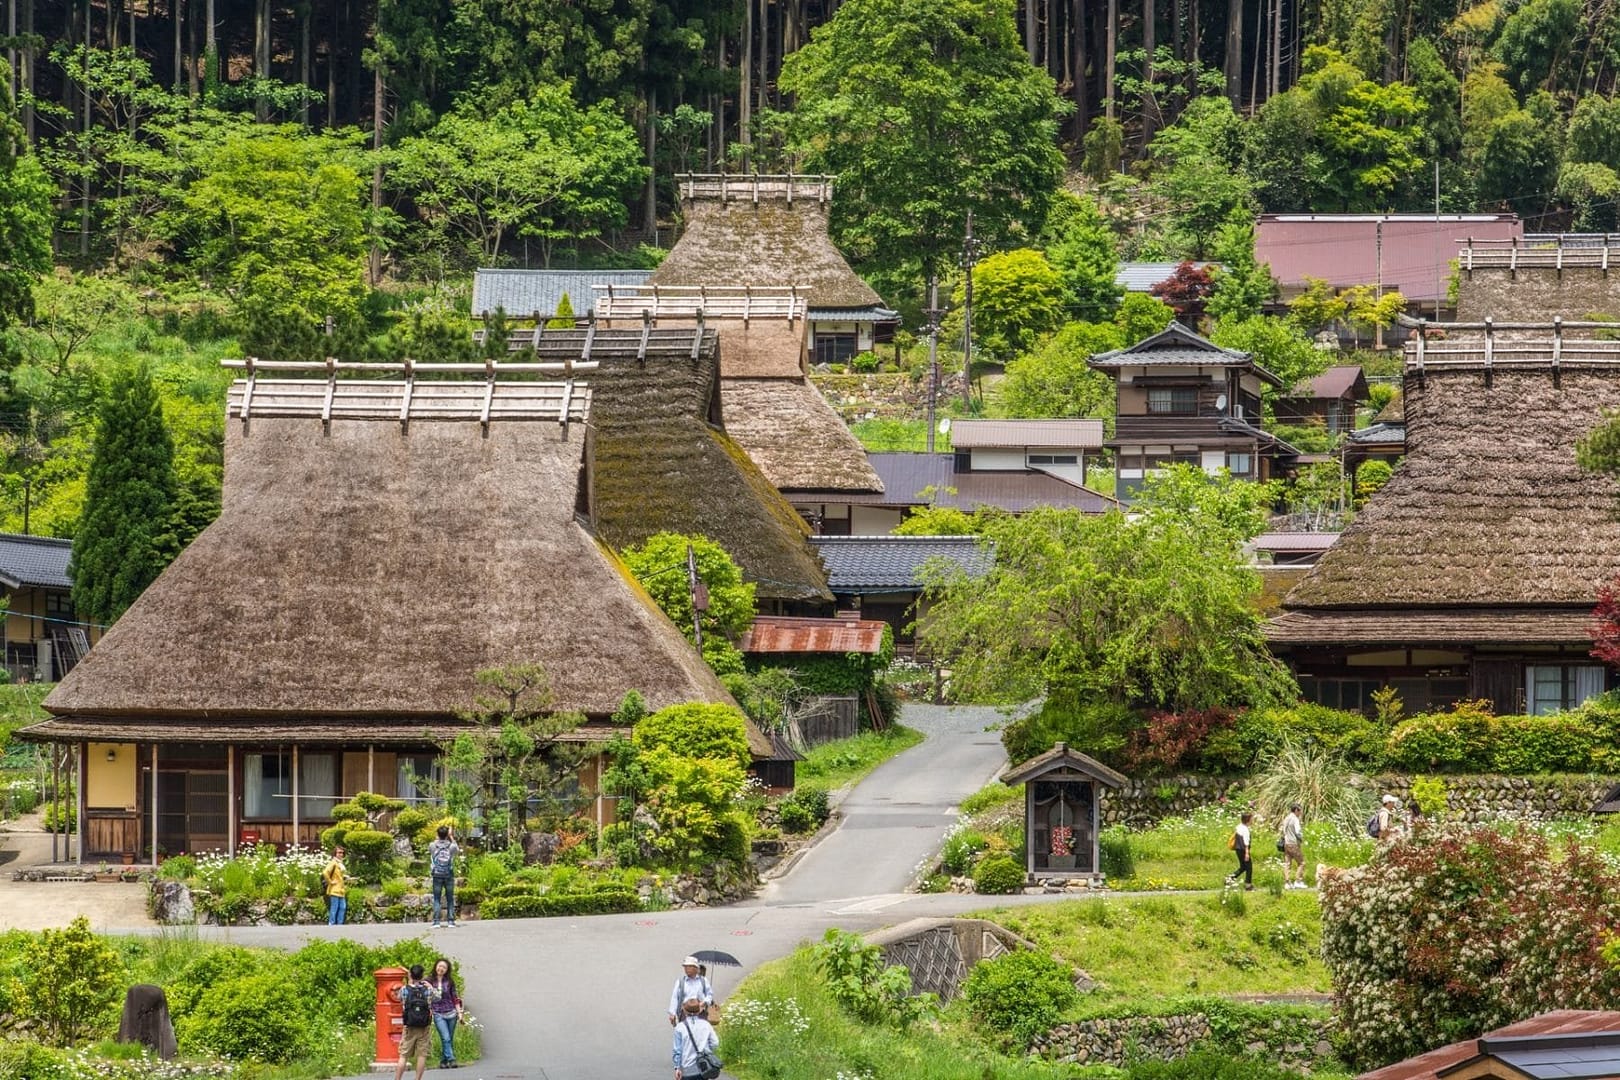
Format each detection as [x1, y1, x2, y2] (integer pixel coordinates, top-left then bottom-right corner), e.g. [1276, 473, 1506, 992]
[1382, 794, 1398, 805]
[683, 956, 700, 967]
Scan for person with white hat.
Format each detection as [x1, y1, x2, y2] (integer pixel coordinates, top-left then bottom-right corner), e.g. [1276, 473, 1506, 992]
[667, 957, 713, 1026]
[1375, 794, 1403, 841]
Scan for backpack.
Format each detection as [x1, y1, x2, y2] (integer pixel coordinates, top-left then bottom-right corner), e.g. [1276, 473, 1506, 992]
[1227, 831, 1237, 851]
[431, 843, 454, 877]
[681, 1017, 722, 1080]
[1366, 813, 1382, 839]
[402, 984, 432, 1029]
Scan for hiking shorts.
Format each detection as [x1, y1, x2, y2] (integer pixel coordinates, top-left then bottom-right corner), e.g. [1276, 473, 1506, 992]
[399, 1025, 433, 1060]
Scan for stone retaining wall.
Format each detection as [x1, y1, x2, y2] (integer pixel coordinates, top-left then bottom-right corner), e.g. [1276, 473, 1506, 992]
[1098, 773, 1616, 826]
[1029, 1013, 1337, 1072]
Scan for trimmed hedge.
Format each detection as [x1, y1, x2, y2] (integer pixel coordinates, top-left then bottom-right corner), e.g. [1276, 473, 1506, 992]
[480, 888, 642, 919]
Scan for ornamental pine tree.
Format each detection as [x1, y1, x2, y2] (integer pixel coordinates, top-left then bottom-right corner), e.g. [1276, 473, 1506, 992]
[70, 364, 181, 624]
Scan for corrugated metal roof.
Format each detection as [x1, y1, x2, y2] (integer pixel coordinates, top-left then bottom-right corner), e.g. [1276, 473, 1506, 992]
[949, 419, 1105, 449]
[1256, 214, 1523, 303]
[739, 615, 889, 654]
[811, 536, 993, 592]
[1290, 365, 1367, 400]
[1114, 261, 1219, 292]
[471, 269, 653, 317]
[1248, 532, 1340, 553]
[809, 307, 900, 322]
[856, 453, 1118, 513]
[0, 533, 73, 590]
[1360, 1011, 1620, 1080]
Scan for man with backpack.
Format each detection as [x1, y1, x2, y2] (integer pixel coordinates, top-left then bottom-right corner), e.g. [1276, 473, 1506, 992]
[393, 964, 441, 1080]
[667, 957, 714, 1025]
[428, 825, 460, 928]
[1369, 794, 1402, 842]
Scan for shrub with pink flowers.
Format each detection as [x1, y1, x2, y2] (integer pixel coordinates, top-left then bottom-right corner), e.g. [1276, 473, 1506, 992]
[1320, 824, 1620, 1069]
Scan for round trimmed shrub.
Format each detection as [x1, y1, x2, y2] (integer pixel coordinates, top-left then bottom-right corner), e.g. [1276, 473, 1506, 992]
[961, 949, 1078, 1047]
[179, 972, 312, 1063]
[632, 703, 753, 771]
[391, 808, 430, 838]
[972, 855, 1025, 895]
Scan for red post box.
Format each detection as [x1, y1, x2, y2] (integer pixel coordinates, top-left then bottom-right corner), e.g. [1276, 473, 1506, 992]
[373, 966, 408, 1066]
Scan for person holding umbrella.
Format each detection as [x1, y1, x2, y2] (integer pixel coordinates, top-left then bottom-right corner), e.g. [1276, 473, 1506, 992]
[668, 957, 713, 1025]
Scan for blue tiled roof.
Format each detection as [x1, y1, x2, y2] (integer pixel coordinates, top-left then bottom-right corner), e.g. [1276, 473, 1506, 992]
[1114, 261, 1220, 292]
[810, 535, 993, 593]
[471, 269, 653, 317]
[1346, 421, 1406, 445]
[810, 307, 900, 322]
[0, 533, 73, 590]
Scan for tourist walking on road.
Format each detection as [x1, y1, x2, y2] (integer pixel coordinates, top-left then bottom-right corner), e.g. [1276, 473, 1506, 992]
[428, 825, 460, 928]
[1227, 811, 1254, 890]
[1280, 803, 1305, 889]
[427, 957, 464, 1070]
[668, 957, 714, 1025]
[393, 964, 440, 1080]
[672, 997, 720, 1080]
[321, 845, 348, 925]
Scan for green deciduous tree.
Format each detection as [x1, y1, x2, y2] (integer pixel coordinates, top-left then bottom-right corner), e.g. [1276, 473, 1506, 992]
[998, 321, 1123, 420]
[0, 83, 53, 335]
[953, 249, 1065, 364]
[12, 916, 123, 1046]
[1041, 192, 1124, 320]
[387, 87, 647, 266]
[631, 702, 753, 773]
[779, 0, 1067, 287]
[1206, 215, 1276, 323]
[1287, 277, 1349, 334]
[1477, 94, 1564, 208]
[1144, 96, 1257, 257]
[70, 363, 180, 624]
[917, 468, 1292, 711]
[1496, 0, 1582, 94]
[621, 532, 757, 675]
[893, 505, 987, 535]
[1211, 315, 1325, 391]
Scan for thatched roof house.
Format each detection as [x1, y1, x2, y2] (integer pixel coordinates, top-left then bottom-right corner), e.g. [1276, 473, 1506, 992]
[26, 360, 773, 862]
[1267, 319, 1620, 715]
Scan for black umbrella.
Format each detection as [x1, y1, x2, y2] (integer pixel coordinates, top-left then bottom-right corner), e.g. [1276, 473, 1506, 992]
[690, 949, 742, 968]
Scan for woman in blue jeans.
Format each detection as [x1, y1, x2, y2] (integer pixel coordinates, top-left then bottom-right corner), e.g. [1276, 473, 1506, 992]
[427, 957, 463, 1069]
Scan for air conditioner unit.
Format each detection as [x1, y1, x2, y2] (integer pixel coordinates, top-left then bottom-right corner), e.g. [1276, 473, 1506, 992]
[1233, 403, 1245, 419]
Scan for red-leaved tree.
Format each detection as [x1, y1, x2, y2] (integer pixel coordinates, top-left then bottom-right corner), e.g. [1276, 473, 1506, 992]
[1593, 576, 1620, 668]
[1149, 261, 1216, 316]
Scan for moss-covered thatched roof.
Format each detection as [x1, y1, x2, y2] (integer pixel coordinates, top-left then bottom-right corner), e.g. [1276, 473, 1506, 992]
[720, 378, 883, 494]
[1277, 349, 1620, 621]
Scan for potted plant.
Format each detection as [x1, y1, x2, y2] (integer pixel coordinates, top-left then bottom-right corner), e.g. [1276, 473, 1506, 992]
[120, 852, 137, 866]
[93, 861, 119, 883]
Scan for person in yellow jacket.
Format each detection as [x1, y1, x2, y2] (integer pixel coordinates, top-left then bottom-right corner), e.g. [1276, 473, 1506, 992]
[322, 844, 349, 925]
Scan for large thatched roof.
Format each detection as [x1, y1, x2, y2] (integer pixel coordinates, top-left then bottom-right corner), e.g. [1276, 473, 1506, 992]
[1278, 338, 1620, 622]
[41, 395, 768, 754]
[650, 176, 883, 309]
[719, 378, 883, 493]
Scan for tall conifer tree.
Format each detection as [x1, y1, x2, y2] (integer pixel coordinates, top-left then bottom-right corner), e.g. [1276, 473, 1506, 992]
[70, 364, 181, 624]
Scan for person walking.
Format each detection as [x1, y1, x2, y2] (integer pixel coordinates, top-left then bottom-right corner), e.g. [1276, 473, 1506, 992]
[1227, 811, 1254, 890]
[667, 957, 714, 1025]
[427, 957, 464, 1070]
[1280, 803, 1305, 889]
[428, 825, 460, 928]
[321, 845, 348, 925]
[1375, 794, 1402, 842]
[392, 964, 440, 1080]
[671, 997, 720, 1080]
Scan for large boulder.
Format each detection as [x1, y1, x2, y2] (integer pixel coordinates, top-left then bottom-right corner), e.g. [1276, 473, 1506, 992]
[521, 831, 559, 866]
[149, 879, 195, 925]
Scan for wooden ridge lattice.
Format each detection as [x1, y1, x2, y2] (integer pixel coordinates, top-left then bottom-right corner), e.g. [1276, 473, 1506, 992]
[1459, 235, 1620, 272]
[222, 357, 592, 434]
[1399, 315, 1620, 375]
[594, 284, 807, 324]
[674, 172, 834, 204]
[474, 318, 716, 363]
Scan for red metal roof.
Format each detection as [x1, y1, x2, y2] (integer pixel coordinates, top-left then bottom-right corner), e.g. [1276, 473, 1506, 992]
[1257, 214, 1521, 304]
[739, 615, 889, 655]
[1359, 1011, 1620, 1080]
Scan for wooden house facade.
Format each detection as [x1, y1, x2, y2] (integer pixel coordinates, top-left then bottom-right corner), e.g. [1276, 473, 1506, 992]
[0, 533, 102, 682]
[1267, 320, 1620, 715]
[23, 339, 775, 863]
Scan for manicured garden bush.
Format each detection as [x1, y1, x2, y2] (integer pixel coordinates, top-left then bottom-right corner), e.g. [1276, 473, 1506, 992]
[633, 702, 754, 771]
[11, 917, 123, 1046]
[1320, 823, 1620, 1069]
[778, 786, 831, 834]
[178, 970, 315, 1063]
[973, 855, 1026, 895]
[480, 888, 642, 919]
[962, 950, 1078, 1047]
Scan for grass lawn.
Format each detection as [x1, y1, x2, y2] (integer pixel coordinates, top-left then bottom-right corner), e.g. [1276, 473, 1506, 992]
[974, 891, 1331, 1002]
[794, 725, 925, 794]
[1108, 806, 1375, 892]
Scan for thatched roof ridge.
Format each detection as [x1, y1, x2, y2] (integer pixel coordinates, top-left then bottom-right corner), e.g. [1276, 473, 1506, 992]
[719, 378, 883, 493]
[43, 414, 764, 755]
[650, 198, 883, 309]
[582, 339, 832, 601]
[1281, 357, 1620, 611]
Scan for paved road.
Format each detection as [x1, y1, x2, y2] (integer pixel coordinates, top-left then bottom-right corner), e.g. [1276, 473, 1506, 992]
[205, 703, 1016, 1079]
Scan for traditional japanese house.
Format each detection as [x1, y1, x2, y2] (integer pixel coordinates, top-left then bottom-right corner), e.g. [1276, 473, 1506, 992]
[1088, 322, 1299, 499]
[1267, 319, 1620, 715]
[0, 533, 102, 681]
[21, 336, 775, 863]
[1274, 365, 1369, 434]
[809, 535, 994, 650]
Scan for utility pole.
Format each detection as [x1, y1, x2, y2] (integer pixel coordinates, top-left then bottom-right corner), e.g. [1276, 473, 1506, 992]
[923, 276, 943, 453]
[960, 212, 983, 411]
[1374, 217, 1384, 351]
[685, 543, 707, 650]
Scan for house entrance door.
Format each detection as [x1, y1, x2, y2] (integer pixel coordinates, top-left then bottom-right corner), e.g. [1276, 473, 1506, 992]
[157, 771, 229, 857]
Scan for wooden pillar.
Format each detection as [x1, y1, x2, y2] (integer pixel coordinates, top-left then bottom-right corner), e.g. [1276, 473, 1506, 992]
[290, 745, 300, 848]
[50, 743, 59, 863]
[595, 755, 605, 854]
[74, 742, 84, 865]
[226, 744, 236, 856]
[150, 744, 159, 866]
[366, 745, 375, 793]
[1025, 784, 1035, 879]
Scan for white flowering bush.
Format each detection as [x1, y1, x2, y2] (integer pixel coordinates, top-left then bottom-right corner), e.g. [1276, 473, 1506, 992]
[1321, 823, 1620, 1069]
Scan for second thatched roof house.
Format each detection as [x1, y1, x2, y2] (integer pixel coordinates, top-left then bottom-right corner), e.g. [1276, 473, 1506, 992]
[1267, 319, 1620, 715]
[24, 348, 774, 863]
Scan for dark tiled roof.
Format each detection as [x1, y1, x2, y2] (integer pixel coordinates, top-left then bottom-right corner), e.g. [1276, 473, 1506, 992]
[1361, 1011, 1620, 1080]
[471, 269, 653, 317]
[0, 534, 73, 590]
[1289, 365, 1368, 400]
[1091, 321, 1285, 387]
[809, 307, 900, 322]
[856, 453, 1117, 513]
[811, 536, 993, 593]
[1345, 421, 1406, 445]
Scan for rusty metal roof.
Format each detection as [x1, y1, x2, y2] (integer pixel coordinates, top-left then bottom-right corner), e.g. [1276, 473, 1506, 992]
[739, 615, 889, 655]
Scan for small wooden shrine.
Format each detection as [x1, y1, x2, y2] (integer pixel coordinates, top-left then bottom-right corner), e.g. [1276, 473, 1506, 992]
[1002, 742, 1128, 880]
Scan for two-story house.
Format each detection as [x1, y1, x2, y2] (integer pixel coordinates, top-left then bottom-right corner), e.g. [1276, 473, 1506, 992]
[1088, 322, 1297, 499]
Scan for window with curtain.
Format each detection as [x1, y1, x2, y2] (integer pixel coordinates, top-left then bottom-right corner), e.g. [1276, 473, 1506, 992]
[299, 754, 338, 819]
[397, 755, 440, 803]
[1527, 664, 1609, 715]
[244, 753, 288, 819]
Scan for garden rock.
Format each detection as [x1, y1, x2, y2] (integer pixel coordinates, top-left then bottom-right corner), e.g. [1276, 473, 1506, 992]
[149, 880, 195, 925]
[522, 831, 560, 866]
[392, 837, 415, 859]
